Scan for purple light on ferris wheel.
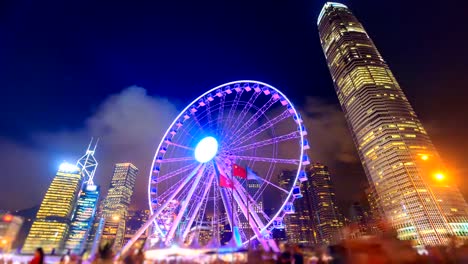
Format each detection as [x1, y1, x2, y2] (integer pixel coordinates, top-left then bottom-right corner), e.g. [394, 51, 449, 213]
[136, 80, 309, 254]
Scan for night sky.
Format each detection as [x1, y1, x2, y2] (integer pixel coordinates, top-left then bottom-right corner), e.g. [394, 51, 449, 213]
[1, 1, 468, 215]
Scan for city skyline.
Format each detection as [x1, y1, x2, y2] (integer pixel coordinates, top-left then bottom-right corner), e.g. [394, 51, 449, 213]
[0, 1, 467, 245]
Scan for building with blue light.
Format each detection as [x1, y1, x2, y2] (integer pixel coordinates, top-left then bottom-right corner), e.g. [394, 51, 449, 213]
[64, 184, 100, 254]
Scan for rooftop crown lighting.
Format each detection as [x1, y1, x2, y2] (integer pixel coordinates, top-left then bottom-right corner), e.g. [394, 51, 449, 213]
[59, 162, 79, 172]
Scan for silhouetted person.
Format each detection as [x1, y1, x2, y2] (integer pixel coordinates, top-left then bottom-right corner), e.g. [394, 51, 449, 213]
[292, 245, 304, 264]
[29, 248, 44, 264]
[92, 243, 114, 264]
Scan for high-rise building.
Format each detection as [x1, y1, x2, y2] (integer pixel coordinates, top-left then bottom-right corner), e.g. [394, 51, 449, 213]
[22, 163, 83, 254]
[64, 139, 100, 255]
[278, 170, 316, 246]
[306, 163, 343, 245]
[100, 163, 138, 251]
[318, 2, 468, 245]
[347, 202, 369, 239]
[0, 214, 23, 252]
[64, 184, 100, 254]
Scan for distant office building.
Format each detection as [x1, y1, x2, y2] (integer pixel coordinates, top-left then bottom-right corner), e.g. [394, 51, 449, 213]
[22, 163, 83, 254]
[365, 186, 384, 235]
[347, 202, 369, 238]
[0, 214, 23, 252]
[123, 209, 149, 246]
[238, 180, 263, 234]
[306, 163, 343, 245]
[318, 2, 468, 245]
[64, 184, 100, 254]
[278, 170, 316, 246]
[101, 163, 138, 251]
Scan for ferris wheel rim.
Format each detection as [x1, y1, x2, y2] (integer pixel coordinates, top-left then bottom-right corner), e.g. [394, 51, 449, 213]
[147, 80, 305, 241]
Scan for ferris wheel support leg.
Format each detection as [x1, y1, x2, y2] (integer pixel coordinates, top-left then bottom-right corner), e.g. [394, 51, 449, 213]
[181, 171, 215, 242]
[219, 187, 234, 231]
[233, 182, 280, 253]
[165, 164, 206, 245]
[231, 190, 270, 251]
[117, 163, 203, 259]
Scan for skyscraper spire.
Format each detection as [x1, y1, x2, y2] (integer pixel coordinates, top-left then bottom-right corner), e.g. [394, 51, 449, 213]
[77, 138, 99, 185]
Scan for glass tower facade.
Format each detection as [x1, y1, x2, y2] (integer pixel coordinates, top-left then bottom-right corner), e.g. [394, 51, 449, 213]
[64, 184, 100, 254]
[318, 2, 468, 245]
[100, 163, 138, 251]
[279, 170, 316, 246]
[306, 163, 343, 245]
[22, 164, 83, 254]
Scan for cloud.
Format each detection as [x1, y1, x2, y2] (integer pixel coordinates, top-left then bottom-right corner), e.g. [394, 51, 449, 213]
[0, 91, 365, 212]
[0, 86, 178, 210]
[301, 97, 359, 166]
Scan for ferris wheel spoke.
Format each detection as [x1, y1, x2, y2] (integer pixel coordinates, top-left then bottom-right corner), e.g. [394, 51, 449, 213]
[253, 162, 277, 201]
[227, 91, 261, 137]
[230, 182, 270, 249]
[176, 124, 197, 141]
[181, 170, 215, 241]
[156, 166, 201, 202]
[167, 142, 194, 151]
[120, 163, 203, 256]
[231, 155, 299, 165]
[229, 109, 293, 148]
[191, 108, 206, 133]
[259, 177, 290, 194]
[229, 131, 301, 153]
[157, 163, 198, 182]
[226, 96, 278, 145]
[158, 156, 195, 163]
[165, 163, 206, 243]
[216, 93, 225, 132]
[220, 90, 243, 138]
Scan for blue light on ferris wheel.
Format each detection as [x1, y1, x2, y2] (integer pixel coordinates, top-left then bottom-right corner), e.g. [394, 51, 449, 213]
[194, 136, 218, 163]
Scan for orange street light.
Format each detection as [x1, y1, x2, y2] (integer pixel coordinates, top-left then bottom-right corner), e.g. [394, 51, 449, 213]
[434, 172, 445, 181]
[421, 155, 429, 161]
[112, 215, 120, 221]
[1, 239, 7, 245]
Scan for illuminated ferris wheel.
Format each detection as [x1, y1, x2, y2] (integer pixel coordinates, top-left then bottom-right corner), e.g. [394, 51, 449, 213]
[124, 80, 310, 252]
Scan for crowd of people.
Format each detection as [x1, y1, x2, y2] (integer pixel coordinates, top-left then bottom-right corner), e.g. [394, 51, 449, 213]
[4, 231, 468, 263]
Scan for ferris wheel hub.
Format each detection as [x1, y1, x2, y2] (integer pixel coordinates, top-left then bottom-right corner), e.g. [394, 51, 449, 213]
[194, 136, 218, 163]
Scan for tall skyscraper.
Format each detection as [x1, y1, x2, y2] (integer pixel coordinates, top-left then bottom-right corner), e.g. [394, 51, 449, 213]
[318, 2, 468, 245]
[306, 163, 343, 245]
[22, 163, 83, 254]
[278, 170, 316, 246]
[100, 163, 138, 251]
[64, 184, 100, 254]
[65, 139, 100, 254]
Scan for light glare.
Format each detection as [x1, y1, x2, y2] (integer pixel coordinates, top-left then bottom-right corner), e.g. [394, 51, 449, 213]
[194, 137, 218, 163]
[59, 162, 79, 172]
[434, 172, 445, 181]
